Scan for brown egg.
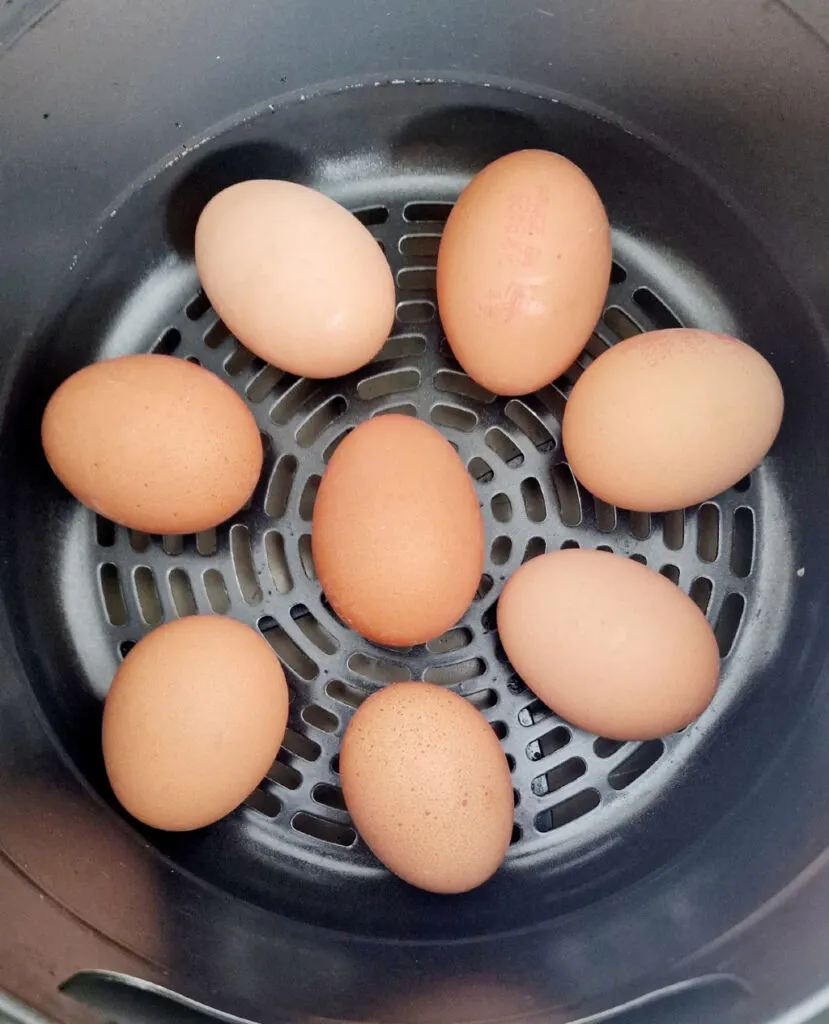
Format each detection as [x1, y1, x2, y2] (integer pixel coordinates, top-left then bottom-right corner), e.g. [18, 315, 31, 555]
[562, 328, 784, 512]
[102, 616, 289, 831]
[41, 354, 262, 533]
[497, 550, 720, 740]
[437, 150, 611, 395]
[340, 682, 514, 893]
[195, 180, 396, 378]
[312, 415, 484, 646]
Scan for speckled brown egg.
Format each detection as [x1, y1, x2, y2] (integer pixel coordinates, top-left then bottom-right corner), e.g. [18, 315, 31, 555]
[437, 150, 611, 395]
[312, 415, 484, 646]
[41, 354, 263, 534]
[195, 179, 396, 378]
[497, 549, 720, 740]
[340, 682, 514, 893]
[562, 328, 784, 512]
[102, 615, 289, 831]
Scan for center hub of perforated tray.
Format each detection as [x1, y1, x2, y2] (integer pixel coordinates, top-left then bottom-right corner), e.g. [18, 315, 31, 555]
[92, 196, 758, 864]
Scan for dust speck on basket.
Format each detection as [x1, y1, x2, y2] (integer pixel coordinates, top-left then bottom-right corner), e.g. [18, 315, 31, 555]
[42, 113, 50, 120]
[797, 567, 806, 578]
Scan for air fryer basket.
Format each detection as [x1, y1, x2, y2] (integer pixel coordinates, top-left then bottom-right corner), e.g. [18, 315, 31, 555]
[1, 2, 829, 1023]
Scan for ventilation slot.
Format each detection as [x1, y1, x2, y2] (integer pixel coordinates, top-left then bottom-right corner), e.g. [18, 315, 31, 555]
[434, 369, 495, 405]
[731, 507, 755, 578]
[245, 787, 281, 819]
[397, 299, 436, 325]
[282, 727, 321, 763]
[224, 342, 257, 377]
[521, 478, 546, 523]
[594, 498, 616, 533]
[298, 535, 315, 580]
[536, 789, 601, 832]
[399, 233, 441, 262]
[660, 564, 681, 585]
[518, 699, 553, 727]
[163, 534, 184, 556]
[372, 336, 425, 366]
[690, 577, 713, 616]
[602, 307, 642, 340]
[202, 569, 230, 614]
[133, 567, 161, 624]
[230, 524, 262, 605]
[522, 537, 546, 563]
[526, 726, 570, 763]
[291, 604, 337, 655]
[630, 553, 647, 566]
[663, 509, 685, 550]
[352, 205, 388, 227]
[326, 679, 369, 709]
[610, 262, 627, 285]
[204, 319, 230, 349]
[467, 456, 495, 484]
[715, 593, 745, 657]
[296, 475, 320, 523]
[491, 493, 513, 523]
[431, 403, 477, 432]
[268, 758, 302, 791]
[119, 640, 135, 659]
[697, 503, 721, 562]
[302, 704, 339, 733]
[153, 327, 181, 356]
[423, 659, 486, 686]
[552, 464, 582, 527]
[466, 689, 497, 712]
[169, 568, 197, 617]
[313, 784, 347, 812]
[96, 516, 115, 547]
[357, 368, 420, 401]
[505, 400, 555, 452]
[185, 289, 211, 321]
[196, 528, 217, 556]
[630, 511, 651, 540]
[129, 530, 149, 553]
[246, 365, 284, 404]
[264, 531, 293, 594]
[485, 427, 524, 468]
[633, 287, 682, 330]
[296, 396, 347, 448]
[426, 627, 473, 655]
[348, 652, 411, 683]
[270, 378, 321, 426]
[536, 384, 567, 424]
[475, 574, 494, 601]
[491, 536, 512, 566]
[259, 615, 318, 680]
[532, 757, 586, 797]
[322, 429, 352, 463]
[397, 266, 436, 291]
[608, 740, 665, 790]
[594, 737, 626, 758]
[403, 201, 453, 223]
[292, 811, 356, 848]
[100, 564, 127, 626]
[265, 455, 298, 519]
[734, 474, 752, 493]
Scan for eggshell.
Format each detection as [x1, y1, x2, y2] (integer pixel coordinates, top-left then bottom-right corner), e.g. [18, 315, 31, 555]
[42, 354, 262, 533]
[497, 549, 720, 740]
[562, 328, 784, 512]
[312, 415, 484, 646]
[437, 150, 611, 395]
[102, 616, 289, 831]
[195, 179, 396, 378]
[340, 682, 514, 893]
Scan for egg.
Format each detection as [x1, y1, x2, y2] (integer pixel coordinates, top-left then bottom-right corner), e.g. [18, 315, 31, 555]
[497, 549, 719, 740]
[562, 328, 784, 512]
[102, 616, 289, 831]
[195, 180, 396, 378]
[42, 354, 262, 533]
[340, 682, 514, 893]
[312, 415, 484, 646]
[437, 150, 611, 395]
